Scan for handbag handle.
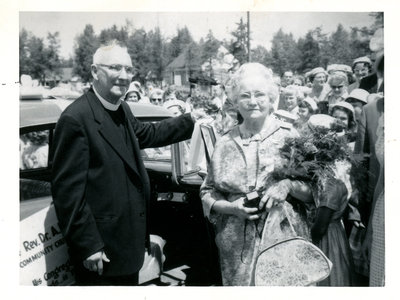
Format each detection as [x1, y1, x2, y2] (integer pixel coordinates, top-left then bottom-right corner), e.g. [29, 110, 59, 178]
[260, 203, 297, 248]
[282, 204, 297, 236]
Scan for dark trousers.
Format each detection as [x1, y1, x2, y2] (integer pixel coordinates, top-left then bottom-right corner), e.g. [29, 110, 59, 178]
[73, 263, 139, 286]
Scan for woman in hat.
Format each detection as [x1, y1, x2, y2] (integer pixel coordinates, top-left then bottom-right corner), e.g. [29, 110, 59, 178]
[348, 57, 372, 93]
[345, 88, 370, 126]
[308, 67, 330, 104]
[200, 63, 312, 286]
[330, 101, 357, 151]
[321, 72, 349, 115]
[124, 82, 141, 102]
[162, 88, 187, 116]
[294, 97, 318, 130]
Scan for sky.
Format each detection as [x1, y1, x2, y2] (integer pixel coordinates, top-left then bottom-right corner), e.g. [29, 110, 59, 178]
[19, 11, 376, 59]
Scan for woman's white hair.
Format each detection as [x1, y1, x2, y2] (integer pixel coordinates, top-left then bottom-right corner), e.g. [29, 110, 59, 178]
[226, 63, 279, 105]
[92, 40, 129, 65]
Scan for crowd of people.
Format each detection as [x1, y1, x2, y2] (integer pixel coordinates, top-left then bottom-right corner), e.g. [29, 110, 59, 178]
[27, 29, 384, 287]
[195, 50, 384, 286]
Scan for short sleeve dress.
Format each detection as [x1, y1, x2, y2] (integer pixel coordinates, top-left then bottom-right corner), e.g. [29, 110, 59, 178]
[200, 117, 310, 286]
[316, 160, 355, 286]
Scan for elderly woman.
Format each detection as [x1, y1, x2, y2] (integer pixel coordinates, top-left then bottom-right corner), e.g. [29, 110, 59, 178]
[200, 63, 313, 286]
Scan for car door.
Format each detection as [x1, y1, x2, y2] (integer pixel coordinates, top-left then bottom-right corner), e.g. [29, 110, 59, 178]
[163, 124, 221, 286]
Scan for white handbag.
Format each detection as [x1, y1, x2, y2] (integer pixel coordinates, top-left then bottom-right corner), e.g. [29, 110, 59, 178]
[253, 205, 332, 286]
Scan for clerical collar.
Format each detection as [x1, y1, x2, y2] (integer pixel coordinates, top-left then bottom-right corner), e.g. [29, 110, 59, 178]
[93, 86, 122, 111]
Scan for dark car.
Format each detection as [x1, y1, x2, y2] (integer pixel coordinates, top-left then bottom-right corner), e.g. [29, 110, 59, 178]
[19, 95, 221, 286]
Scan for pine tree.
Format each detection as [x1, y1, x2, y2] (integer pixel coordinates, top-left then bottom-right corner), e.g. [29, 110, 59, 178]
[228, 18, 249, 65]
[144, 28, 165, 83]
[201, 30, 221, 76]
[26, 35, 48, 84]
[249, 45, 265, 63]
[327, 24, 353, 65]
[349, 27, 371, 60]
[167, 26, 194, 62]
[297, 31, 320, 73]
[19, 28, 31, 77]
[269, 29, 299, 75]
[44, 32, 62, 77]
[127, 28, 149, 83]
[312, 26, 330, 69]
[98, 24, 129, 46]
[73, 24, 99, 83]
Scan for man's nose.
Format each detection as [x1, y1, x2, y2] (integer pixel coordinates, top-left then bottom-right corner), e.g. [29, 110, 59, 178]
[118, 67, 130, 80]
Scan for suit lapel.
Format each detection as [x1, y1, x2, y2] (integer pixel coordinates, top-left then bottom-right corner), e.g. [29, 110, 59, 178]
[86, 90, 142, 180]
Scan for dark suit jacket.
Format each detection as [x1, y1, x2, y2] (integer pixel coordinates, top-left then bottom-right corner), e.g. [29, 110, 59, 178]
[51, 89, 194, 276]
[359, 73, 384, 94]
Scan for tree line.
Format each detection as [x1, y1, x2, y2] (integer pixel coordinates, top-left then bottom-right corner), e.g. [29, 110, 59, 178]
[19, 12, 382, 85]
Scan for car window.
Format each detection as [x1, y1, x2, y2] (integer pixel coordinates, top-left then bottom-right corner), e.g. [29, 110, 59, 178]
[141, 146, 171, 161]
[139, 120, 173, 162]
[20, 130, 50, 170]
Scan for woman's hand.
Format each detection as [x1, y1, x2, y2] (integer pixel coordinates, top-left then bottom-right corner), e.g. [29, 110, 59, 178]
[259, 179, 291, 211]
[231, 196, 261, 220]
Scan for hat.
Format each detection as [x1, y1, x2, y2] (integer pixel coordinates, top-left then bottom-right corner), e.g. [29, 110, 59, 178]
[309, 67, 328, 78]
[352, 56, 372, 67]
[331, 101, 356, 123]
[163, 99, 186, 111]
[302, 97, 318, 111]
[125, 82, 141, 99]
[308, 114, 337, 129]
[149, 88, 164, 99]
[345, 88, 369, 104]
[327, 64, 352, 75]
[274, 110, 297, 124]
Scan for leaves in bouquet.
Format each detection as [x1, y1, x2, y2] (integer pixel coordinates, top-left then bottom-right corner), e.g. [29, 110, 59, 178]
[271, 124, 355, 188]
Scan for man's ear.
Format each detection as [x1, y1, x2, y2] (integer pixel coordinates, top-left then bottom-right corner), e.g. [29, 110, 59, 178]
[91, 64, 98, 81]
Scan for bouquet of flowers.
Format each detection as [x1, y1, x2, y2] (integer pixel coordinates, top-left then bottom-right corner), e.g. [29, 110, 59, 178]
[270, 115, 366, 221]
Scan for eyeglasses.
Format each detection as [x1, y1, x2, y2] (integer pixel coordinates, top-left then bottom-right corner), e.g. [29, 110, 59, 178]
[331, 85, 344, 89]
[238, 91, 267, 102]
[97, 64, 135, 76]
